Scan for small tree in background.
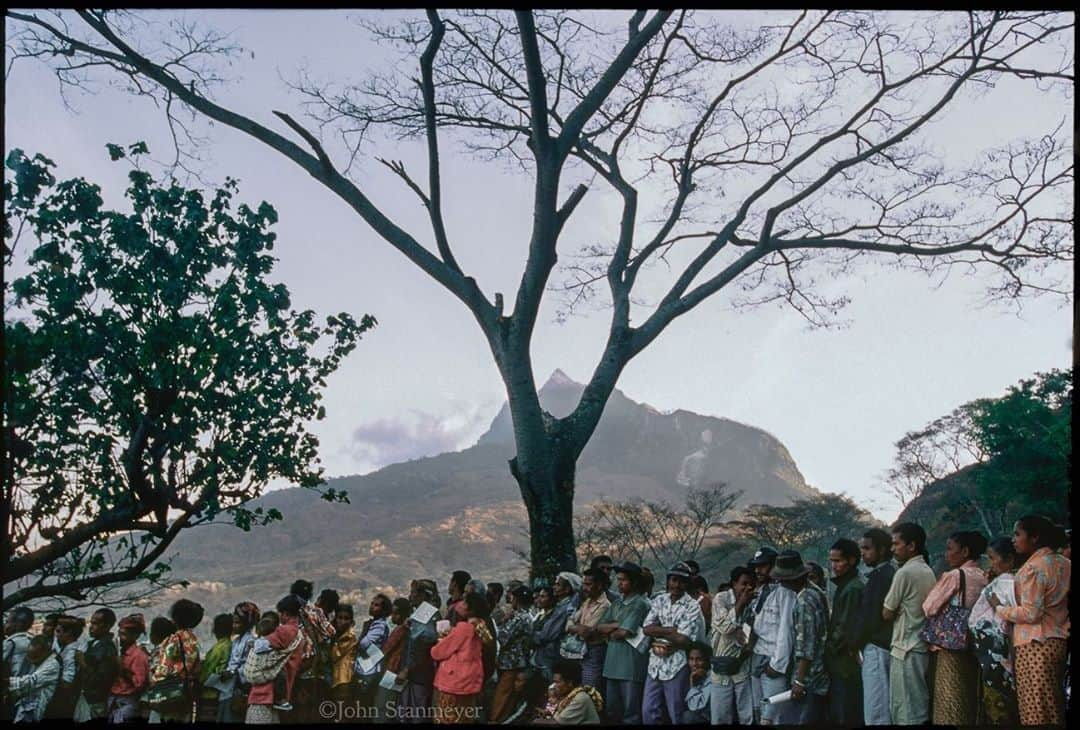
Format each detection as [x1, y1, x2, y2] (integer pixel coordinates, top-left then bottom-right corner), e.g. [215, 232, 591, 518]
[2, 145, 375, 610]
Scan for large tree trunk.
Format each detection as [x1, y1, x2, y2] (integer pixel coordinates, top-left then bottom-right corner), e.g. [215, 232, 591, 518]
[510, 450, 578, 581]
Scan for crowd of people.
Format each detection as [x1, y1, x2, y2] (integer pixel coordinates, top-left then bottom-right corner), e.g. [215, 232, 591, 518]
[1, 514, 1070, 725]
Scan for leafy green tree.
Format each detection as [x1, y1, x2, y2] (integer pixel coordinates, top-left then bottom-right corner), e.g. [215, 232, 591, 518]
[2, 144, 375, 610]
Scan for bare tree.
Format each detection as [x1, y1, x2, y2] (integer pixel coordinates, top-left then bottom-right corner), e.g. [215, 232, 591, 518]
[5, 9, 1073, 577]
[575, 483, 740, 571]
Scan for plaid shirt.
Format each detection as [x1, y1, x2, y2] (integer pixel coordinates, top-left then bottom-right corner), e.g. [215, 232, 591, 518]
[9, 654, 61, 722]
[791, 582, 830, 696]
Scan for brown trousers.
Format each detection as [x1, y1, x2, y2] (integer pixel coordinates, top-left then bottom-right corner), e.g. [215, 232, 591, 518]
[488, 669, 523, 723]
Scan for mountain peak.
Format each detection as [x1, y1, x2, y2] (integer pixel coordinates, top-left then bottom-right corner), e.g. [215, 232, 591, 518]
[544, 368, 580, 388]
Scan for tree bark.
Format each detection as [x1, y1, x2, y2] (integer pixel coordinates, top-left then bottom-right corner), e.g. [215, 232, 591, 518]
[510, 450, 578, 581]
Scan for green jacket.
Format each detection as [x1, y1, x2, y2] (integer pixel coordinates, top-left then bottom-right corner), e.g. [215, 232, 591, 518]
[825, 571, 865, 679]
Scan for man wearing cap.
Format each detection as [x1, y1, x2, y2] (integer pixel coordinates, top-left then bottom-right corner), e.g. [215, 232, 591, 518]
[594, 562, 651, 724]
[778, 550, 830, 725]
[748, 546, 792, 722]
[640, 562, 706, 724]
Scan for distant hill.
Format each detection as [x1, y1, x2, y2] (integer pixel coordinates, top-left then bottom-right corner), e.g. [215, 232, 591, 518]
[157, 370, 815, 618]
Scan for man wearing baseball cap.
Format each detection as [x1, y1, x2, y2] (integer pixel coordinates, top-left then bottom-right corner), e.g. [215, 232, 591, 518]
[593, 562, 651, 724]
[641, 562, 706, 724]
[749, 547, 797, 725]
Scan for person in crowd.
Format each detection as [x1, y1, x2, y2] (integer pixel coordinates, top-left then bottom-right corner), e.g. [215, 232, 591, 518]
[272, 595, 309, 712]
[854, 527, 896, 725]
[3, 607, 34, 676]
[683, 642, 712, 723]
[777, 550, 830, 725]
[45, 615, 84, 719]
[749, 546, 794, 725]
[463, 588, 497, 693]
[806, 561, 827, 593]
[290, 579, 336, 723]
[532, 585, 571, 682]
[144, 616, 177, 723]
[327, 603, 357, 702]
[8, 635, 60, 723]
[969, 536, 1020, 724]
[709, 565, 756, 725]
[431, 591, 487, 723]
[151, 599, 204, 723]
[588, 555, 619, 602]
[825, 537, 865, 725]
[196, 612, 234, 722]
[372, 598, 413, 721]
[555, 572, 583, 612]
[640, 567, 656, 599]
[495, 581, 525, 625]
[641, 561, 706, 724]
[923, 529, 989, 725]
[545, 659, 602, 724]
[491, 585, 535, 722]
[565, 568, 611, 690]
[222, 601, 260, 723]
[316, 589, 340, 623]
[445, 570, 472, 623]
[107, 614, 150, 723]
[882, 522, 936, 725]
[40, 613, 61, 653]
[689, 575, 712, 628]
[594, 562, 650, 724]
[398, 579, 441, 721]
[245, 612, 292, 723]
[498, 667, 539, 725]
[990, 515, 1070, 726]
[355, 593, 392, 711]
[80, 607, 120, 719]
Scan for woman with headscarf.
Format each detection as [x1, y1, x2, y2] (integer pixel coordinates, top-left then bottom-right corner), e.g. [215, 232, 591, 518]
[922, 530, 989, 725]
[107, 614, 150, 723]
[989, 515, 1070, 726]
[223, 601, 260, 723]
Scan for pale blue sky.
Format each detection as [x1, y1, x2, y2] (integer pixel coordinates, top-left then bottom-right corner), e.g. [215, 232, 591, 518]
[5, 10, 1072, 522]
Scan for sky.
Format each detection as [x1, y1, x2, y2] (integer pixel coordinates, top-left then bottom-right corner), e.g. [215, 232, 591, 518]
[4, 10, 1073, 523]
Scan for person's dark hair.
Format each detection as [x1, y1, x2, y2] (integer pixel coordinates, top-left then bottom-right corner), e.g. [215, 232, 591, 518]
[1016, 515, 1069, 551]
[486, 582, 504, 600]
[553, 659, 583, 687]
[583, 567, 611, 590]
[93, 607, 117, 629]
[463, 591, 488, 619]
[256, 615, 279, 637]
[276, 594, 304, 617]
[28, 634, 52, 653]
[44, 612, 62, 623]
[807, 562, 825, 582]
[729, 565, 756, 585]
[450, 570, 472, 592]
[371, 593, 392, 617]
[149, 617, 176, 644]
[641, 567, 655, 595]
[892, 522, 929, 561]
[212, 613, 233, 639]
[987, 537, 1018, 571]
[11, 606, 34, 629]
[687, 641, 713, 661]
[864, 528, 892, 554]
[289, 580, 314, 601]
[169, 599, 204, 630]
[589, 555, 613, 569]
[690, 575, 709, 594]
[831, 538, 861, 562]
[716, 581, 732, 593]
[684, 559, 701, 574]
[58, 616, 86, 639]
[949, 530, 989, 561]
[317, 589, 340, 614]
[391, 597, 413, 619]
[335, 604, 354, 622]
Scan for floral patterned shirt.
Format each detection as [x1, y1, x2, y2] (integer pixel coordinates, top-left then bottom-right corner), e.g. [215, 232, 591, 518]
[643, 592, 706, 681]
[791, 581, 829, 696]
[996, 547, 1071, 647]
[496, 608, 533, 670]
[151, 629, 200, 684]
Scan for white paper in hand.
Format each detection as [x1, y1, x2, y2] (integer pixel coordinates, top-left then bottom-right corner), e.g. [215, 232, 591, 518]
[356, 643, 384, 674]
[379, 670, 406, 691]
[410, 601, 438, 624]
[763, 689, 793, 705]
[626, 628, 646, 649]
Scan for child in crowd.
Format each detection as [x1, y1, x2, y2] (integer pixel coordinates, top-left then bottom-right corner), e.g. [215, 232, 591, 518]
[329, 605, 357, 702]
[684, 642, 713, 723]
[252, 612, 291, 712]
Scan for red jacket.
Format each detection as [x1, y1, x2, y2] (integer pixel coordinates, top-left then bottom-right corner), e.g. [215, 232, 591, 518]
[430, 620, 484, 695]
[247, 619, 303, 706]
